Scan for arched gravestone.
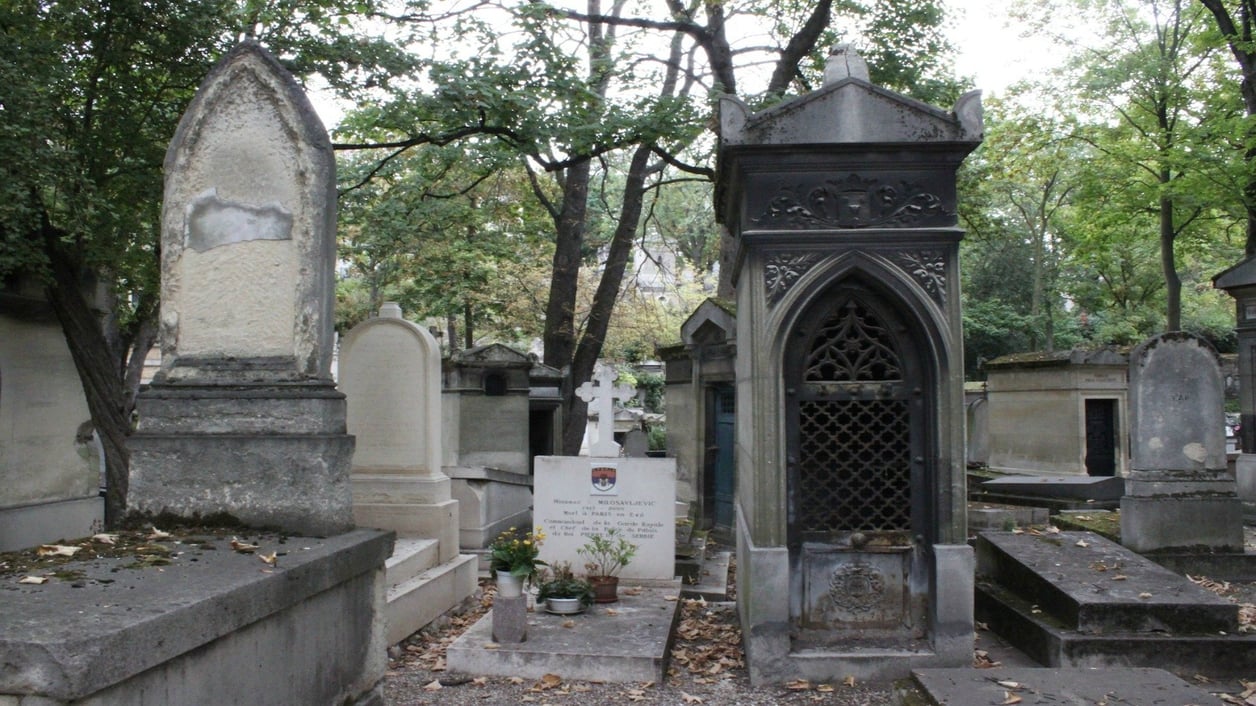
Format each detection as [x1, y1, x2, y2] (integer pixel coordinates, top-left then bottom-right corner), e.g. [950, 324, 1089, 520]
[128, 41, 352, 536]
[716, 46, 982, 684]
[340, 302, 460, 562]
[1121, 332, 1243, 552]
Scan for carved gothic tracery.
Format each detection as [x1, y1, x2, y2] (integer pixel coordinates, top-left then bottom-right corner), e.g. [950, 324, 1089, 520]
[753, 174, 948, 229]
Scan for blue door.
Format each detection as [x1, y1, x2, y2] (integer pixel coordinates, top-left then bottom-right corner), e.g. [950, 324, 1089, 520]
[713, 385, 736, 529]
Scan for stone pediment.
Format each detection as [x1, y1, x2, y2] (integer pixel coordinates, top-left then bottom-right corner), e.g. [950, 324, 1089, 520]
[720, 79, 982, 147]
[1214, 254, 1256, 292]
[681, 298, 736, 346]
[450, 343, 532, 369]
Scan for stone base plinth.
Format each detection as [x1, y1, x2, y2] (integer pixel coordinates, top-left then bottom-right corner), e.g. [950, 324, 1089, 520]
[1120, 494, 1245, 553]
[129, 382, 354, 536]
[353, 498, 460, 563]
[1237, 454, 1256, 519]
[448, 466, 533, 549]
[492, 595, 527, 643]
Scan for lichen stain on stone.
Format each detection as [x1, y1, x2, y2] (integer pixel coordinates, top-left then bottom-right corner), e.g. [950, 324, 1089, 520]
[185, 188, 293, 252]
[1148, 437, 1164, 451]
[1182, 442, 1207, 463]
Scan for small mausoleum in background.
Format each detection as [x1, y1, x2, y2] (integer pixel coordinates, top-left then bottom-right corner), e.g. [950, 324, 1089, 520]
[659, 298, 737, 535]
[715, 46, 982, 683]
[982, 349, 1129, 477]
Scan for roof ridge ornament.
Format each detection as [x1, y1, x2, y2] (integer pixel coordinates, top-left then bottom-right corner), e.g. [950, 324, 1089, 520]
[824, 44, 870, 84]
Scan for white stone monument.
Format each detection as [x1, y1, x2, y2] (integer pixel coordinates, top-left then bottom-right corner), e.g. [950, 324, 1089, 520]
[340, 302, 459, 560]
[535, 366, 676, 582]
[128, 40, 353, 536]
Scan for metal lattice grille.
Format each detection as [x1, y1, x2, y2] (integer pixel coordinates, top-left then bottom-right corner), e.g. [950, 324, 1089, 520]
[804, 301, 902, 382]
[798, 399, 911, 532]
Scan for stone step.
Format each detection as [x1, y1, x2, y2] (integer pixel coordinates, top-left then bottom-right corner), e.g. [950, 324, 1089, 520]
[909, 666, 1222, 705]
[385, 537, 441, 581]
[977, 530, 1238, 634]
[385, 552, 479, 645]
[975, 580, 1256, 678]
[680, 550, 730, 601]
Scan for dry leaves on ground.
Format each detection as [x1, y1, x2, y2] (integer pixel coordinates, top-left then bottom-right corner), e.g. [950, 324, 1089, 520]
[669, 598, 744, 683]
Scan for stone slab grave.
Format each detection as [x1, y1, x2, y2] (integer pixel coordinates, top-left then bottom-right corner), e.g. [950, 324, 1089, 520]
[0, 528, 391, 705]
[910, 666, 1219, 705]
[445, 584, 682, 683]
[975, 529, 1256, 678]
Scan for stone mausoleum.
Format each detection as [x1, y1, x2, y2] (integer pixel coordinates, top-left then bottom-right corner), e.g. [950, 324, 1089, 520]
[716, 47, 982, 683]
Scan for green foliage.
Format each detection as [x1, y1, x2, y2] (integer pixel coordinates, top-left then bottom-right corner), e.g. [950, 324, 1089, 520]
[535, 562, 594, 606]
[489, 526, 547, 579]
[577, 528, 637, 577]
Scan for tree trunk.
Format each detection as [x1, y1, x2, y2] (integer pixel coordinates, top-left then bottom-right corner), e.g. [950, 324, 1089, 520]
[542, 159, 592, 372]
[1199, 0, 1256, 255]
[560, 145, 654, 454]
[1161, 191, 1182, 331]
[42, 224, 131, 528]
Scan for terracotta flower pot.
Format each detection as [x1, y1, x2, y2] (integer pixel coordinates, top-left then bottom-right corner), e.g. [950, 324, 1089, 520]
[589, 575, 619, 603]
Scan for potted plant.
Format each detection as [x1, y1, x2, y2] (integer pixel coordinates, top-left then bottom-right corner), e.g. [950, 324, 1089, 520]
[489, 526, 546, 598]
[577, 528, 638, 603]
[535, 562, 594, 614]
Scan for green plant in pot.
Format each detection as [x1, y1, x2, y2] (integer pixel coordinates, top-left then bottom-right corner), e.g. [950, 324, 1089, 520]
[489, 526, 546, 599]
[535, 562, 594, 614]
[577, 528, 638, 603]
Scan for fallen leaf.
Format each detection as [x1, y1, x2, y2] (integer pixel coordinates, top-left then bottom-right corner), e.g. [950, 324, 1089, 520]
[997, 680, 1023, 689]
[1011, 527, 1025, 534]
[536, 674, 562, 690]
[1113, 574, 1128, 581]
[19, 575, 48, 584]
[147, 526, 171, 540]
[1075, 539, 1090, 548]
[258, 551, 278, 567]
[562, 620, 576, 628]
[664, 595, 679, 601]
[625, 688, 647, 701]
[472, 677, 487, 685]
[508, 676, 525, 684]
[1138, 592, 1153, 599]
[785, 679, 812, 691]
[605, 609, 619, 616]
[843, 675, 857, 687]
[422, 680, 442, 692]
[36, 544, 81, 557]
[484, 643, 500, 650]
[92, 533, 118, 545]
[817, 683, 835, 692]
[230, 537, 258, 553]
[976, 621, 990, 631]
[1001, 692, 1023, 705]
[621, 586, 644, 596]
[1046, 526, 1061, 534]
[681, 692, 703, 703]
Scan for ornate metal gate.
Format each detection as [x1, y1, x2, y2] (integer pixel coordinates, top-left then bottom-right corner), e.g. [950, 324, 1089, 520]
[785, 281, 927, 646]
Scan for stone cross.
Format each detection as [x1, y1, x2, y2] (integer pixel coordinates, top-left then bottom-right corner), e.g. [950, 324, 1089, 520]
[576, 367, 635, 457]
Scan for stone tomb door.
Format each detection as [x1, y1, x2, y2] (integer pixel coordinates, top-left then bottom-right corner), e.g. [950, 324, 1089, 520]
[1084, 398, 1118, 476]
[785, 280, 929, 647]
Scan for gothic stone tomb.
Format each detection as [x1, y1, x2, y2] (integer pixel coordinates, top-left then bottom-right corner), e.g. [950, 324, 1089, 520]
[716, 48, 982, 683]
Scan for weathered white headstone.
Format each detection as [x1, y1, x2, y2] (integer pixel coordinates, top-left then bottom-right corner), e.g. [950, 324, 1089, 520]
[533, 455, 676, 581]
[340, 302, 459, 560]
[1121, 332, 1243, 552]
[129, 41, 352, 535]
[156, 40, 336, 383]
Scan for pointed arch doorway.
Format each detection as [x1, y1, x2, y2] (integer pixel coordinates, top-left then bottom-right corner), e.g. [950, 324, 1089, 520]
[784, 277, 933, 647]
